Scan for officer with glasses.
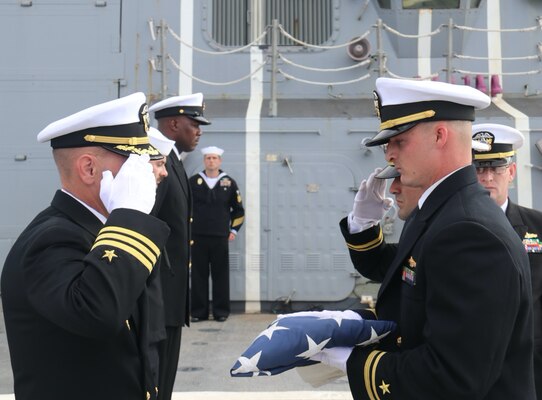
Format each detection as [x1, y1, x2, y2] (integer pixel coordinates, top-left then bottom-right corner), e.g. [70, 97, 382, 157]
[472, 123, 542, 400]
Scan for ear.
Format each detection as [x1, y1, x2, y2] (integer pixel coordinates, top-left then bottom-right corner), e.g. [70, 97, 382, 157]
[434, 124, 449, 148]
[508, 162, 517, 182]
[76, 154, 100, 185]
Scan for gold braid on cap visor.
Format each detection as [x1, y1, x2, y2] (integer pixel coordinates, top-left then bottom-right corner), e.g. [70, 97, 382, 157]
[84, 134, 150, 145]
[379, 110, 436, 130]
[473, 150, 515, 160]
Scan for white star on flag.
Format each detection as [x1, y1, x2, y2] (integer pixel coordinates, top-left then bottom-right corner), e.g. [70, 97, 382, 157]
[296, 335, 331, 358]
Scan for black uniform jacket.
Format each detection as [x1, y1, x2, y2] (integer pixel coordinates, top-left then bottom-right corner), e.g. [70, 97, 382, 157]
[1, 190, 170, 400]
[189, 171, 245, 237]
[341, 166, 535, 400]
[152, 152, 191, 327]
[506, 200, 542, 400]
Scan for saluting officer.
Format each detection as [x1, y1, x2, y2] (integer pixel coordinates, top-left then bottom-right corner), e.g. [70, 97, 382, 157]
[1, 93, 170, 400]
[189, 146, 245, 322]
[322, 77, 535, 400]
[472, 123, 542, 400]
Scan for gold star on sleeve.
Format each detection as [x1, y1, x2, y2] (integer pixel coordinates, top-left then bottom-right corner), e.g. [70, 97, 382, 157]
[102, 249, 118, 262]
[379, 380, 391, 395]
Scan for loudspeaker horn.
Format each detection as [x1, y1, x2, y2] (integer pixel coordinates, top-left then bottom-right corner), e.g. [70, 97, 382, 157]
[347, 37, 371, 62]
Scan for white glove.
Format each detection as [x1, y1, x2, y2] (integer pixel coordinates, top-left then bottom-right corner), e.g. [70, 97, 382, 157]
[309, 347, 353, 373]
[100, 154, 157, 214]
[350, 168, 394, 227]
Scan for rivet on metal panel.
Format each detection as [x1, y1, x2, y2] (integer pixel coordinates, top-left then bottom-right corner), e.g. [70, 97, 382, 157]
[14, 155, 27, 161]
[95, 1, 107, 7]
[20, 0, 32, 6]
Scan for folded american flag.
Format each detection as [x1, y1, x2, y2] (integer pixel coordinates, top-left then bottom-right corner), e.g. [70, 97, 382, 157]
[230, 310, 396, 377]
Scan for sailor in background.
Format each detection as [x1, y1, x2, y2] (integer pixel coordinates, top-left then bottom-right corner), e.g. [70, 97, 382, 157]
[1, 93, 170, 400]
[149, 92, 210, 400]
[189, 146, 245, 322]
[472, 123, 542, 400]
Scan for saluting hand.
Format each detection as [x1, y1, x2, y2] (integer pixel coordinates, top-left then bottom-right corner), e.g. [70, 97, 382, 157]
[351, 167, 394, 226]
[100, 154, 157, 215]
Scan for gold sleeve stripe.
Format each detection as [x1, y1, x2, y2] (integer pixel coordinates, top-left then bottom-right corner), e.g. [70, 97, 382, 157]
[370, 351, 387, 400]
[364, 351, 380, 400]
[92, 239, 153, 273]
[366, 308, 377, 318]
[364, 350, 386, 400]
[346, 228, 383, 252]
[232, 216, 245, 227]
[379, 110, 435, 130]
[98, 226, 160, 255]
[94, 232, 158, 264]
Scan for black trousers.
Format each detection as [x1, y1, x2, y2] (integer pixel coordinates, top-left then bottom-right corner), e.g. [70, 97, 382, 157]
[190, 235, 230, 319]
[157, 326, 182, 400]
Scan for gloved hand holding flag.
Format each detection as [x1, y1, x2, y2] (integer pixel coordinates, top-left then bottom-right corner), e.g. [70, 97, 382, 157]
[230, 310, 396, 378]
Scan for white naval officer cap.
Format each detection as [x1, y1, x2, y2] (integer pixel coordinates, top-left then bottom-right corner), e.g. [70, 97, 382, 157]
[472, 123, 524, 167]
[36, 92, 162, 160]
[148, 93, 211, 125]
[201, 146, 224, 157]
[148, 127, 175, 156]
[366, 77, 491, 146]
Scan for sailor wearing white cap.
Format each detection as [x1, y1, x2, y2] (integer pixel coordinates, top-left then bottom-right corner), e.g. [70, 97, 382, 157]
[148, 93, 211, 400]
[189, 146, 244, 323]
[472, 123, 542, 399]
[324, 78, 535, 400]
[1, 93, 170, 400]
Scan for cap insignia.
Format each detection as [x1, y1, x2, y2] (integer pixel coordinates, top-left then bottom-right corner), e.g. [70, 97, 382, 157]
[472, 131, 494, 152]
[202, 102, 206, 111]
[372, 91, 381, 119]
[179, 108, 185, 114]
[139, 104, 150, 132]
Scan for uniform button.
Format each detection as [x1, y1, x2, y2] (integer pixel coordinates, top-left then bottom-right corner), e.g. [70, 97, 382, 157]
[190, 217, 193, 223]
[190, 240, 194, 245]
[146, 391, 150, 400]
[189, 262, 192, 268]
[396, 336, 402, 346]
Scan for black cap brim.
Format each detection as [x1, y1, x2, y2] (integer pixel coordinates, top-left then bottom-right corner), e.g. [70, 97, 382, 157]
[375, 165, 400, 179]
[473, 158, 511, 168]
[365, 122, 418, 147]
[190, 116, 211, 125]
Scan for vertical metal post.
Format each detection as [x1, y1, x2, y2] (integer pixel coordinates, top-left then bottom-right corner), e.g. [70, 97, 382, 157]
[447, 18, 453, 83]
[159, 19, 167, 99]
[376, 19, 384, 77]
[269, 19, 278, 117]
